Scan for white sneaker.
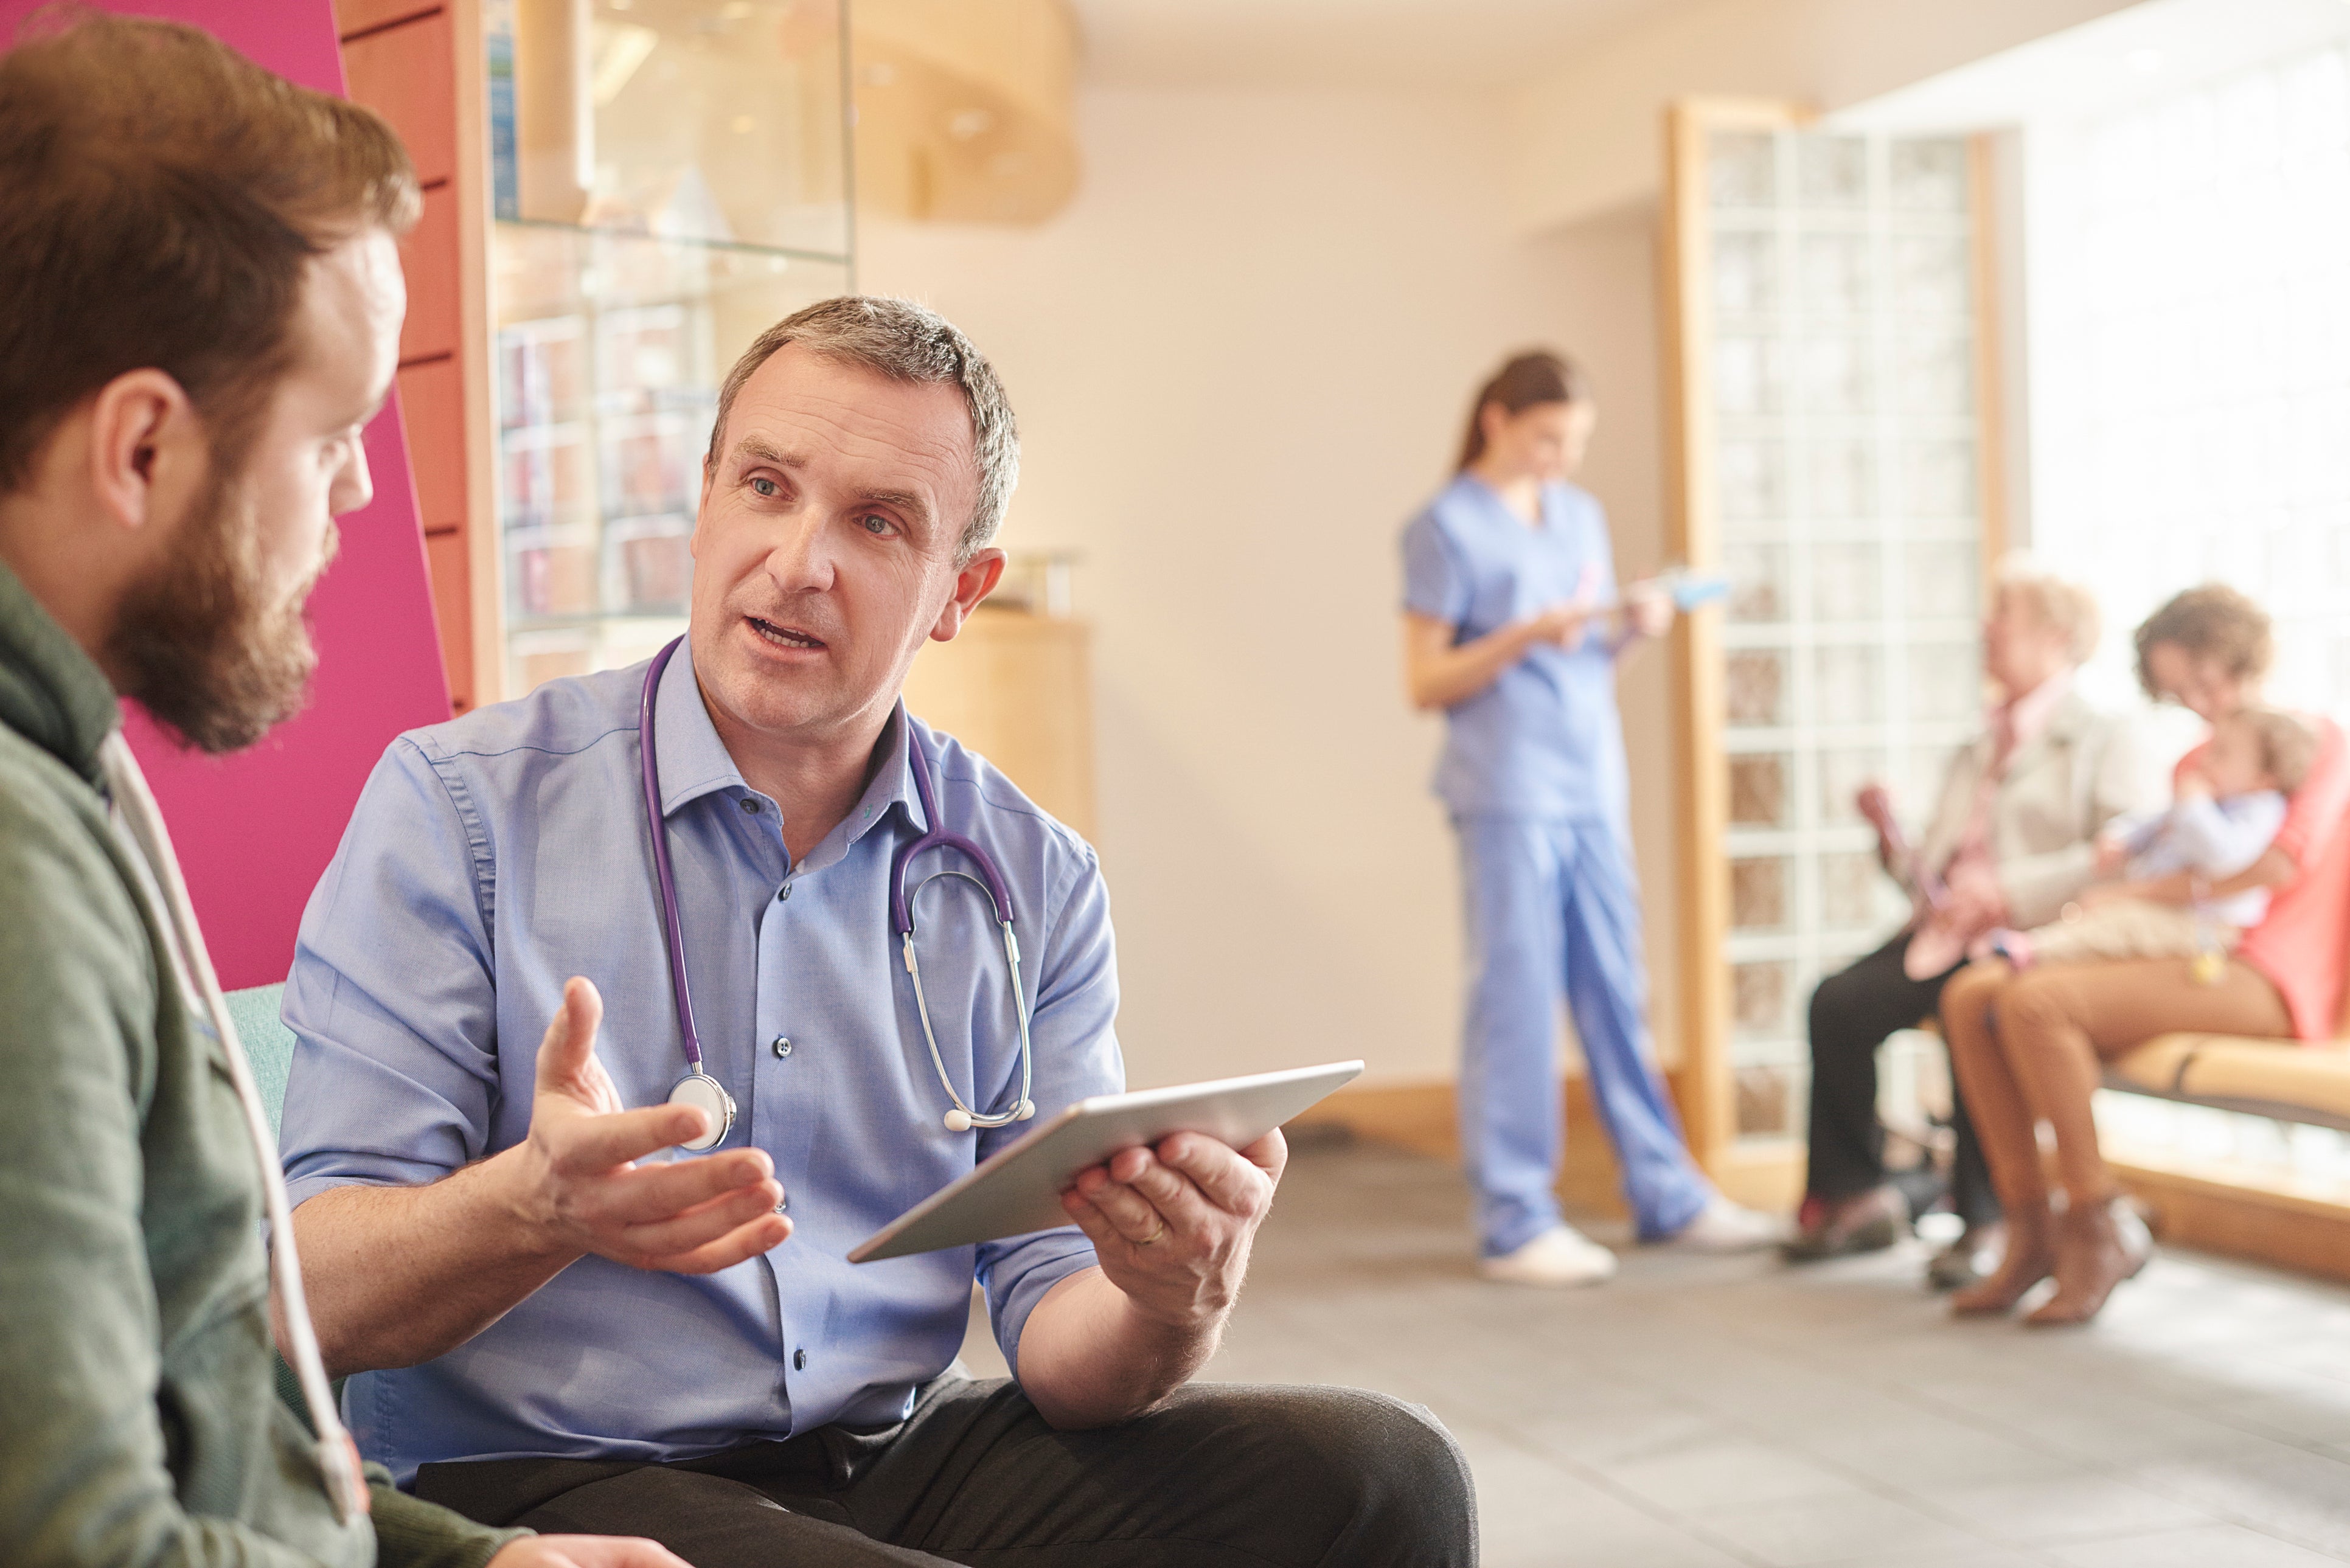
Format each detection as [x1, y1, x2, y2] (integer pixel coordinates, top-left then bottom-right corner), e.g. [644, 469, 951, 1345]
[1662, 1196, 1784, 1252]
[1478, 1224, 1619, 1286]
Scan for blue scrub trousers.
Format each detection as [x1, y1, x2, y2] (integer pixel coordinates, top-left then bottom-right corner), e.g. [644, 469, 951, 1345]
[1456, 814, 1714, 1253]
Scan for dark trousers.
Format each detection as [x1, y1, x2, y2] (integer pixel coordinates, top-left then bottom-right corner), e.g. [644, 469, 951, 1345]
[412, 1372, 1476, 1567]
[1804, 933, 1998, 1227]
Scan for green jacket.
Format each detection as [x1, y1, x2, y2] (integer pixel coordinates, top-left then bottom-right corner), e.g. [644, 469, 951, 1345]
[0, 560, 523, 1568]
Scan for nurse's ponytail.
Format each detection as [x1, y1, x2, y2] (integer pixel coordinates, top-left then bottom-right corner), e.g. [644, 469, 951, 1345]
[1458, 350, 1591, 470]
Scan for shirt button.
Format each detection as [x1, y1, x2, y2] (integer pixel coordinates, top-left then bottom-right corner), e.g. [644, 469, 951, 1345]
[740, 797, 761, 814]
[776, 883, 791, 902]
[793, 1348, 808, 1371]
[771, 1035, 792, 1058]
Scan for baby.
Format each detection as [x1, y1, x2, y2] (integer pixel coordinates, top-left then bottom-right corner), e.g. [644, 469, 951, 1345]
[1983, 707, 2315, 972]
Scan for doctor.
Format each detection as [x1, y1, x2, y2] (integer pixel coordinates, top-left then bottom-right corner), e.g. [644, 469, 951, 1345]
[1401, 350, 1777, 1285]
[280, 297, 1470, 1565]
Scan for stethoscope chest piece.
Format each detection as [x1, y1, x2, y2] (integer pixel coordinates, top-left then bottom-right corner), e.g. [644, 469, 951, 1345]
[668, 1072, 736, 1152]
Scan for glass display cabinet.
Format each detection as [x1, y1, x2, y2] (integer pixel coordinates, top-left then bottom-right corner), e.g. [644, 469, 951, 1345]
[486, 0, 854, 693]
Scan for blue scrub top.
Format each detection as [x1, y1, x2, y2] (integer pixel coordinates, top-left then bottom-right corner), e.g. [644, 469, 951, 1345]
[1400, 474, 1630, 823]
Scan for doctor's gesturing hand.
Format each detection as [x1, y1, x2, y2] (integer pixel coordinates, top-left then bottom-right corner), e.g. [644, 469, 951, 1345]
[519, 977, 791, 1273]
[291, 976, 789, 1377]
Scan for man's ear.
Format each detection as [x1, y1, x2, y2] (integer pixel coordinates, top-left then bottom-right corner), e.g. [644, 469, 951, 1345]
[930, 547, 1006, 643]
[84, 369, 203, 534]
[689, 457, 715, 560]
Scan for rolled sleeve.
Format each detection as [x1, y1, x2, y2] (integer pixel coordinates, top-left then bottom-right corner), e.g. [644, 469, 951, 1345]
[973, 844, 1121, 1381]
[280, 737, 504, 1205]
[1401, 515, 1470, 626]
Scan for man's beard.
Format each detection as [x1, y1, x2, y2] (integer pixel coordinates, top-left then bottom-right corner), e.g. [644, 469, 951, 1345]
[107, 465, 338, 755]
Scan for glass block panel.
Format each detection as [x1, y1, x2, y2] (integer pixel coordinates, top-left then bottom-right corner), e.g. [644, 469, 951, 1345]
[1731, 856, 1791, 931]
[1709, 131, 1777, 207]
[1894, 331, 1974, 415]
[1814, 645, 1885, 724]
[1905, 541, 1981, 620]
[1796, 336, 1874, 415]
[1900, 439, 1978, 518]
[1731, 961, 1793, 1039]
[1906, 644, 1983, 723]
[1736, 1064, 1800, 1137]
[1891, 234, 1973, 316]
[1819, 850, 1886, 930]
[1729, 752, 1791, 827]
[1804, 440, 1879, 519]
[1891, 139, 1970, 212]
[1712, 231, 1780, 316]
[1715, 335, 1784, 415]
[1818, 748, 1887, 825]
[1812, 541, 1882, 623]
[1798, 135, 1868, 207]
[1717, 440, 1787, 521]
[1724, 542, 1788, 622]
[1726, 649, 1789, 727]
[1798, 232, 1871, 317]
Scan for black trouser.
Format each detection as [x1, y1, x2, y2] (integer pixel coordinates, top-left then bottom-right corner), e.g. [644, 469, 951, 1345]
[413, 1372, 1476, 1567]
[1803, 932, 1998, 1227]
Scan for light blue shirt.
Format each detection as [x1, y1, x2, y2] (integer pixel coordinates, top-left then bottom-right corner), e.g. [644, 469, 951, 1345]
[1401, 474, 1629, 822]
[279, 645, 1119, 1483]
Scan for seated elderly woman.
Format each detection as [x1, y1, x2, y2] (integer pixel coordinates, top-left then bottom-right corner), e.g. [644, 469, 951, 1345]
[1944, 585, 2350, 1325]
[1787, 564, 2169, 1285]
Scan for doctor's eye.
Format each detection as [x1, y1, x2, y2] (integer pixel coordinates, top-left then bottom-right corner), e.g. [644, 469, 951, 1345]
[858, 512, 897, 536]
[748, 476, 781, 499]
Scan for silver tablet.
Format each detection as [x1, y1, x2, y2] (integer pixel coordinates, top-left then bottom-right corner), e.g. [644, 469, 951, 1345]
[847, 1060, 1364, 1263]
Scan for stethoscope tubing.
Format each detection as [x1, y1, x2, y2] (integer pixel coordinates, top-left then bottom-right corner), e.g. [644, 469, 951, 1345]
[639, 636, 1034, 1140]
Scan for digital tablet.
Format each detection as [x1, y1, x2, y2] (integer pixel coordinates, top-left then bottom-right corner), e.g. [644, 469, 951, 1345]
[847, 1061, 1363, 1263]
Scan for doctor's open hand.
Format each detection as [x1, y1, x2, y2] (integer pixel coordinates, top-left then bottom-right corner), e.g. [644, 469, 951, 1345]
[1060, 1128, 1287, 1327]
[519, 977, 790, 1274]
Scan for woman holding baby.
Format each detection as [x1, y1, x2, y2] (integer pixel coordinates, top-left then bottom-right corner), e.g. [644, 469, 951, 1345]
[1944, 585, 2350, 1324]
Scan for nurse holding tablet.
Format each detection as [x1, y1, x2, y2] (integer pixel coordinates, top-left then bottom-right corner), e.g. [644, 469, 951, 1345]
[1400, 350, 1776, 1285]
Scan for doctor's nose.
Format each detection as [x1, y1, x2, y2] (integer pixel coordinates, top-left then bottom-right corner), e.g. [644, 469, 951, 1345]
[760, 518, 838, 594]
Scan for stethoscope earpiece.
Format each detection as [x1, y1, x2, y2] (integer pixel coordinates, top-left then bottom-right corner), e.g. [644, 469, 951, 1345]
[944, 1108, 973, 1133]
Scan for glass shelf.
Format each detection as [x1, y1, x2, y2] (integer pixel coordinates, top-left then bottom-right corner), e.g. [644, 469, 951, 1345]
[488, 0, 853, 698]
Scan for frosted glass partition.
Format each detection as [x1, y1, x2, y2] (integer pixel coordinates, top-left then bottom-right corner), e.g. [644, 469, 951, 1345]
[2031, 41, 2350, 718]
[1705, 128, 1986, 1143]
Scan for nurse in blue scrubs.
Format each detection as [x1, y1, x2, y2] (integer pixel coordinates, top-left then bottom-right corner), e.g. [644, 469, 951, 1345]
[1401, 350, 1778, 1285]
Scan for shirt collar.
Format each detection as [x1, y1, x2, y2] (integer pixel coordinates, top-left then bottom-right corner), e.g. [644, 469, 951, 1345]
[2000, 669, 2074, 751]
[650, 638, 928, 840]
[0, 555, 121, 787]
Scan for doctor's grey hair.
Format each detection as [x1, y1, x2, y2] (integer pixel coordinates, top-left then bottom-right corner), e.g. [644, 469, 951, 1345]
[705, 296, 1019, 564]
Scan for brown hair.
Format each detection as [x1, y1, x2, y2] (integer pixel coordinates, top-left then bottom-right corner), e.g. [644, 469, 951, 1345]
[2132, 585, 2274, 701]
[2227, 707, 2317, 794]
[0, 12, 420, 491]
[706, 296, 1018, 565]
[1456, 350, 1591, 470]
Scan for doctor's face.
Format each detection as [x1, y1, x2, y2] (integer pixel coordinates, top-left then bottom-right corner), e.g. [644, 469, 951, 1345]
[688, 345, 996, 749]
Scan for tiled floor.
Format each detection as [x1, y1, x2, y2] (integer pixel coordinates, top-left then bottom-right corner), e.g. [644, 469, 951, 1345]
[961, 1136, 2350, 1566]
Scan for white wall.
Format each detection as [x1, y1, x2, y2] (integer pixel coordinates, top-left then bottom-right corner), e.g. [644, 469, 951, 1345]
[1507, 0, 2142, 229]
[861, 85, 1678, 1090]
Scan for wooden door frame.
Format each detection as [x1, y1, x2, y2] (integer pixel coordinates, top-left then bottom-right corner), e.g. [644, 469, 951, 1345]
[1658, 101, 2010, 1196]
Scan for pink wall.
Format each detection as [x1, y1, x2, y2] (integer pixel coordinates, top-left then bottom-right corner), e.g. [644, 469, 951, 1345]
[1, 0, 456, 989]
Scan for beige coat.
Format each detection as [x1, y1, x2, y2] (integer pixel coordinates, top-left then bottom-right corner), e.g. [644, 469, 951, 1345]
[1914, 691, 2174, 931]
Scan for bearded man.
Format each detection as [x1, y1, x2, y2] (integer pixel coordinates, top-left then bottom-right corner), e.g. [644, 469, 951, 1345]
[0, 16, 679, 1567]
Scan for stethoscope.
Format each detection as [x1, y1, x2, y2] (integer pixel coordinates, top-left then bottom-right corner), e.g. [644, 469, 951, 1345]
[639, 637, 1035, 1152]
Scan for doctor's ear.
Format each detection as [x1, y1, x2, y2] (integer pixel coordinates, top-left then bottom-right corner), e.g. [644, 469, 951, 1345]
[83, 368, 204, 534]
[929, 546, 1006, 642]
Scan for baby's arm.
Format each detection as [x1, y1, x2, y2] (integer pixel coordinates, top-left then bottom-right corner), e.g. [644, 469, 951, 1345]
[2163, 792, 2289, 880]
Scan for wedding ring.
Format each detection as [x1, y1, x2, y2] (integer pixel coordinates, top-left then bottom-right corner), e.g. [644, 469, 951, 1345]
[1136, 1220, 1168, 1246]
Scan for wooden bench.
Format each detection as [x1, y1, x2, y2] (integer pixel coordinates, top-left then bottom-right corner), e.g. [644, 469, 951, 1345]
[2106, 1033, 2350, 1132]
